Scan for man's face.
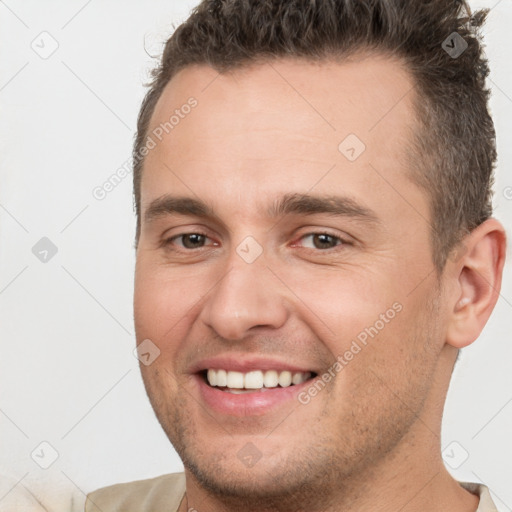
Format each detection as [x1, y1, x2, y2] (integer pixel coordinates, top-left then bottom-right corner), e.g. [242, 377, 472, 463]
[134, 57, 450, 500]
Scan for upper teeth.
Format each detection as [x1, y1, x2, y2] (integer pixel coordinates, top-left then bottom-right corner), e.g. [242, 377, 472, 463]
[206, 369, 311, 389]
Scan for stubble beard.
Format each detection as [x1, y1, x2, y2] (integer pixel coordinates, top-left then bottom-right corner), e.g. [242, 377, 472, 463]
[141, 295, 444, 511]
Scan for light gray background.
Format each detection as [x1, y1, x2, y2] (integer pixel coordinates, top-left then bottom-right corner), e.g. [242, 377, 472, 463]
[0, 1, 511, 510]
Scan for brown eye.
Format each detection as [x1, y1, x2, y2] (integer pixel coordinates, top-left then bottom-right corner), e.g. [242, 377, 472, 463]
[179, 233, 207, 249]
[300, 233, 343, 250]
[313, 234, 339, 249]
[164, 233, 212, 250]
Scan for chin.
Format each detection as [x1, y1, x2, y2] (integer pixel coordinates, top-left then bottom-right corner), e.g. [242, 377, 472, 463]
[184, 453, 323, 506]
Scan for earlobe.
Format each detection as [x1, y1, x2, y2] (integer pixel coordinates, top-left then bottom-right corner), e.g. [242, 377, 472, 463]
[445, 218, 507, 349]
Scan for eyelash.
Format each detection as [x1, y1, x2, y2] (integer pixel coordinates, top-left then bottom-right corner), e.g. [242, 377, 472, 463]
[164, 231, 217, 250]
[163, 231, 349, 252]
[292, 232, 347, 250]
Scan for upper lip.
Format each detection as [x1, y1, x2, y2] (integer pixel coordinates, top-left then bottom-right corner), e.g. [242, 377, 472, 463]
[189, 355, 317, 374]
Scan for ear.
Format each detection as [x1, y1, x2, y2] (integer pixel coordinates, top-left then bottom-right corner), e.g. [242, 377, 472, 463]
[445, 218, 507, 349]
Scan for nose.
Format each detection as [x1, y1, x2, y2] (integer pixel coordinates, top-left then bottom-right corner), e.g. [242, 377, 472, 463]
[199, 250, 289, 341]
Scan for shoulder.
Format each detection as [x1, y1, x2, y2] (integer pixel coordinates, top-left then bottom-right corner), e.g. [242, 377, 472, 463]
[0, 475, 46, 511]
[0, 473, 83, 512]
[85, 472, 186, 512]
[459, 482, 498, 512]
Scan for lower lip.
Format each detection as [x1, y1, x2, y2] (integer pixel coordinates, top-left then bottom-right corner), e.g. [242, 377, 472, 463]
[194, 374, 315, 417]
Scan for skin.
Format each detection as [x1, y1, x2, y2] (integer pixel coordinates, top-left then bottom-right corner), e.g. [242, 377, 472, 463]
[134, 55, 506, 512]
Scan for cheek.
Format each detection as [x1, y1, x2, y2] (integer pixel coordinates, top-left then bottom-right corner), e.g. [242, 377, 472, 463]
[327, 300, 438, 433]
[134, 260, 210, 343]
[284, 265, 434, 387]
[280, 264, 401, 341]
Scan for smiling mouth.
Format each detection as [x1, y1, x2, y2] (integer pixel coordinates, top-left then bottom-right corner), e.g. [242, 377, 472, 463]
[202, 369, 317, 394]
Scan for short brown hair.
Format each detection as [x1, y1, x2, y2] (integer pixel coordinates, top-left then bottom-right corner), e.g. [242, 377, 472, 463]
[133, 0, 495, 271]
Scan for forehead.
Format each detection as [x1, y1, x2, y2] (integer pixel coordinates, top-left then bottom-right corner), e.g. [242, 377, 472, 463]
[149, 54, 416, 152]
[141, 55, 425, 227]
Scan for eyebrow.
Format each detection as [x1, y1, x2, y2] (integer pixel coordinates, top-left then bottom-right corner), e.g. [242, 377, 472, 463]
[144, 195, 216, 224]
[267, 193, 379, 223]
[143, 193, 379, 225]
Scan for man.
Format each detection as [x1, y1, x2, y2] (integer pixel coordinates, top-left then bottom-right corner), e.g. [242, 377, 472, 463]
[86, 0, 506, 510]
